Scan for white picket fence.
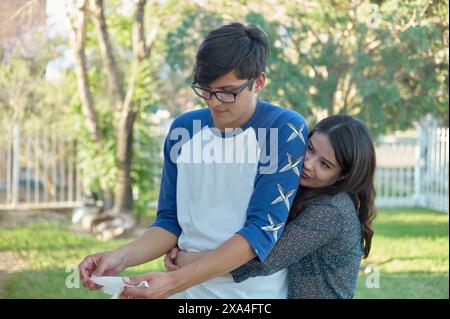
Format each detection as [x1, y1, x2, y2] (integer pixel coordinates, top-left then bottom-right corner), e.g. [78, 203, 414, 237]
[375, 126, 449, 213]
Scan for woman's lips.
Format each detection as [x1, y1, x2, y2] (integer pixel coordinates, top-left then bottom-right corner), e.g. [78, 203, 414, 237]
[301, 172, 311, 180]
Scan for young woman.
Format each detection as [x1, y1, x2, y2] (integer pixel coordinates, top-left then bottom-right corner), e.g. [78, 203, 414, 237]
[164, 114, 377, 299]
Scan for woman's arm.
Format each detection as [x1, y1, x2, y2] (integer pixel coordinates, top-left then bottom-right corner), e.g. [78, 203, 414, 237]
[167, 203, 345, 281]
[231, 203, 344, 282]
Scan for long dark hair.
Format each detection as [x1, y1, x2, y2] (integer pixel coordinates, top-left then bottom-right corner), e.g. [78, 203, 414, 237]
[289, 115, 377, 258]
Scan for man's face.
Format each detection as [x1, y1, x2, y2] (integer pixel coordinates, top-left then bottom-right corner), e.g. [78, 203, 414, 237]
[201, 70, 265, 131]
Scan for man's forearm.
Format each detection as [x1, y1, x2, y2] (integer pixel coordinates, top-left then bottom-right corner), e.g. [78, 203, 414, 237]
[172, 234, 256, 292]
[117, 226, 178, 268]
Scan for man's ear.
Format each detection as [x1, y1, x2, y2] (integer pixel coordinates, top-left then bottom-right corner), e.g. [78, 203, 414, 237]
[253, 72, 266, 93]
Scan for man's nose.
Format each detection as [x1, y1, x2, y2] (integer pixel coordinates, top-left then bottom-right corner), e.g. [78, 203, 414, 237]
[208, 94, 222, 108]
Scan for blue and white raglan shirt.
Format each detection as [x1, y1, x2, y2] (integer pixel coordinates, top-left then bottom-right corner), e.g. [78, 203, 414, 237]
[151, 100, 308, 299]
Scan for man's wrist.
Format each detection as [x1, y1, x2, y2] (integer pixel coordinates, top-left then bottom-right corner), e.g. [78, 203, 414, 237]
[115, 246, 130, 268]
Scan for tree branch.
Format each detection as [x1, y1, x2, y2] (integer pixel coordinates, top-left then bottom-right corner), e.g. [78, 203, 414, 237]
[122, 0, 150, 119]
[90, 0, 124, 112]
[67, 0, 102, 142]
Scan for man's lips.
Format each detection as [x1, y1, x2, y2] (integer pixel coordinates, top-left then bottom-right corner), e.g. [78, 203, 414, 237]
[211, 108, 228, 115]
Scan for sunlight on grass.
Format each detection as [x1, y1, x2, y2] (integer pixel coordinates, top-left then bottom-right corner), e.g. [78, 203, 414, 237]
[355, 208, 449, 299]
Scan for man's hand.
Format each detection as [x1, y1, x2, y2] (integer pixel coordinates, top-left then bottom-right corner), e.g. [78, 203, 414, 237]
[164, 247, 180, 272]
[79, 250, 127, 290]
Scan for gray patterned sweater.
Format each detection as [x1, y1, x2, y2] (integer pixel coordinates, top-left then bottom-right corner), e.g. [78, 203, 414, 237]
[231, 192, 364, 299]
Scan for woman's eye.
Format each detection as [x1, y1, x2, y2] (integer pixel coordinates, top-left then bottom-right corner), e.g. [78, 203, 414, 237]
[321, 161, 330, 169]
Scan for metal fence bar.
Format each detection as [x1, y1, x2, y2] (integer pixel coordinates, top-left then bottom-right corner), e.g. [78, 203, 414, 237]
[51, 132, 56, 202]
[68, 140, 73, 202]
[60, 137, 66, 202]
[6, 126, 11, 205]
[25, 134, 31, 203]
[43, 131, 48, 203]
[34, 129, 40, 203]
[11, 122, 20, 207]
[76, 143, 81, 202]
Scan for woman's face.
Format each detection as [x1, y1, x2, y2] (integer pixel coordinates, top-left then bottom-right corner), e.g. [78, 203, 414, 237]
[300, 132, 343, 188]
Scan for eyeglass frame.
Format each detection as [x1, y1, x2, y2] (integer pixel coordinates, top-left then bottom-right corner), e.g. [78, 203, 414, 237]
[191, 77, 255, 104]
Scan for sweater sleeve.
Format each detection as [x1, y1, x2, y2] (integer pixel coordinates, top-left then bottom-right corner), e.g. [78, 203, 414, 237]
[231, 202, 344, 282]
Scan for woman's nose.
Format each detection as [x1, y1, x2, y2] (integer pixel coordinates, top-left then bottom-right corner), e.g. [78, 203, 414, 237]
[303, 154, 313, 170]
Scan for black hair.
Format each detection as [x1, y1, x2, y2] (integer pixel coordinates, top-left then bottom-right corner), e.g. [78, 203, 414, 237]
[289, 115, 377, 258]
[193, 22, 269, 86]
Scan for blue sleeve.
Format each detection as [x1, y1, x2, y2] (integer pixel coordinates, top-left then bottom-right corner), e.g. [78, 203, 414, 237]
[150, 124, 182, 237]
[237, 115, 308, 262]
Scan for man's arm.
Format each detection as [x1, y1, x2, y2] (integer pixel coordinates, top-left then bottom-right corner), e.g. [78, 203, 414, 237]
[79, 226, 178, 289]
[80, 118, 183, 289]
[118, 226, 178, 268]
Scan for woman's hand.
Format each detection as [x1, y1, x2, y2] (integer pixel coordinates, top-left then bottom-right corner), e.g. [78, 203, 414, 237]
[164, 248, 209, 271]
[175, 251, 207, 267]
[121, 272, 178, 299]
[164, 247, 181, 271]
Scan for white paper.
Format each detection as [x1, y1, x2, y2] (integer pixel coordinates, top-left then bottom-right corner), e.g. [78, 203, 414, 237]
[90, 275, 150, 299]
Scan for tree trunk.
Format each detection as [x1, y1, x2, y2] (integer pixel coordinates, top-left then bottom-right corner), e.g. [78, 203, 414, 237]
[111, 0, 151, 215]
[90, 0, 124, 112]
[100, 182, 114, 211]
[112, 112, 135, 213]
[327, 91, 335, 116]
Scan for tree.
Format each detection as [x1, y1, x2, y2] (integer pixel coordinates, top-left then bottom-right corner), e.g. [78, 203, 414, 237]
[67, 0, 158, 214]
[162, 0, 448, 135]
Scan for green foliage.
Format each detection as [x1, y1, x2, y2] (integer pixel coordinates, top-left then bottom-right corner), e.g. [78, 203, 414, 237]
[160, 0, 448, 135]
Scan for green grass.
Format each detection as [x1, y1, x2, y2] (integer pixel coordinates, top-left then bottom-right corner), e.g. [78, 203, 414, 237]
[355, 208, 449, 299]
[0, 221, 163, 298]
[0, 208, 448, 298]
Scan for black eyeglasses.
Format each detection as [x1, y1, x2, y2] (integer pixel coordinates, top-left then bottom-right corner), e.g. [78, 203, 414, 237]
[191, 78, 255, 103]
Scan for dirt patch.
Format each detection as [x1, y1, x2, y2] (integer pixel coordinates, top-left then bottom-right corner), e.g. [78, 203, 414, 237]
[0, 210, 71, 228]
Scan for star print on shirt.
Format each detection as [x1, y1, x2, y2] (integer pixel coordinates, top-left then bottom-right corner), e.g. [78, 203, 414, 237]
[271, 183, 296, 211]
[260, 213, 285, 241]
[287, 122, 306, 145]
[279, 153, 304, 177]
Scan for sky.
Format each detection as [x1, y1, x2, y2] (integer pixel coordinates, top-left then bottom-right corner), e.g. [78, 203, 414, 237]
[45, 0, 71, 81]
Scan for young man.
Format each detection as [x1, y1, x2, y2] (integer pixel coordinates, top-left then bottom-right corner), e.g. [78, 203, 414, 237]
[79, 22, 307, 299]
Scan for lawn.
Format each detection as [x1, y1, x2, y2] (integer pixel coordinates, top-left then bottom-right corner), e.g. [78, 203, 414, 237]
[0, 208, 448, 299]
